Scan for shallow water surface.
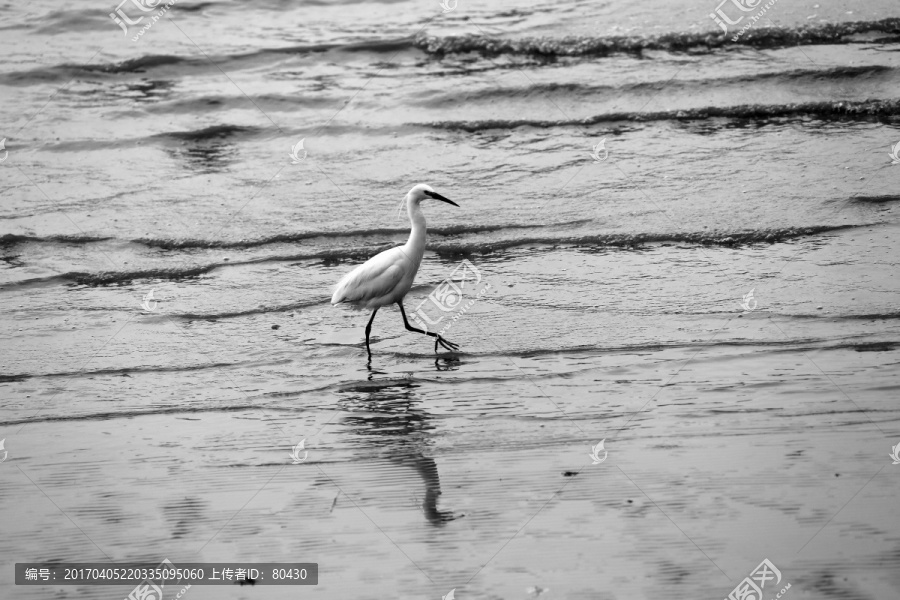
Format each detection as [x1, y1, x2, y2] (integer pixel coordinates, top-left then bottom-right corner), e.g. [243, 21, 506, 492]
[1, 0, 899, 598]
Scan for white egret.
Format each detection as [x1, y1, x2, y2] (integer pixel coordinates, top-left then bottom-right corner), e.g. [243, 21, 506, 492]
[331, 184, 461, 359]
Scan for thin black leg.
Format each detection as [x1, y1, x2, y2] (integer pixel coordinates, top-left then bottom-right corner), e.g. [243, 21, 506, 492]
[365, 308, 378, 359]
[397, 302, 459, 353]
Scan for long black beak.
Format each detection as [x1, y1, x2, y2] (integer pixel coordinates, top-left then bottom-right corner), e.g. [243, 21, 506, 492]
[423, 189, 459, 207]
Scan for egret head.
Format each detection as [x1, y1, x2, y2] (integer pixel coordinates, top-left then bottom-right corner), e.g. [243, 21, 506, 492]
[408, 184, 458, 207]
[398, 184, 458, 218]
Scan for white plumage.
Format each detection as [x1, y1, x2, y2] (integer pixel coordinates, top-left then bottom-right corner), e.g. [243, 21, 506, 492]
[331, 247, 413, 309]
[331, 183, 460, 359]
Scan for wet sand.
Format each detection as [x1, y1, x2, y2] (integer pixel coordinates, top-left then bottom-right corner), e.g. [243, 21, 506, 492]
[2, 345, 899, 599]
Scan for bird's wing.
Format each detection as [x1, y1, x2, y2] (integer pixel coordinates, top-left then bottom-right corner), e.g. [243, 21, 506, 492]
[331, 247, 408, 305]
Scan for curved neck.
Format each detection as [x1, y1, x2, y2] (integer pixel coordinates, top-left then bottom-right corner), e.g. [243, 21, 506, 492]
[405, 198, 426, 250]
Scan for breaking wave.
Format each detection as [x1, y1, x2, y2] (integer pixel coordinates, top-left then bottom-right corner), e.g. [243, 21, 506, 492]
[425, 99, 900, 131]
[413, 19, 900, 56]
[5, 18, 899, 86]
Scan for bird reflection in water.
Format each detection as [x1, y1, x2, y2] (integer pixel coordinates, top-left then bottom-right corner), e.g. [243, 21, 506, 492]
[434, 356, 460, 371]
[336, 365, 461, 525]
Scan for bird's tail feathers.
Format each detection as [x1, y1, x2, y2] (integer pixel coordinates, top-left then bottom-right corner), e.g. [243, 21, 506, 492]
[331, 268, 361, 305]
